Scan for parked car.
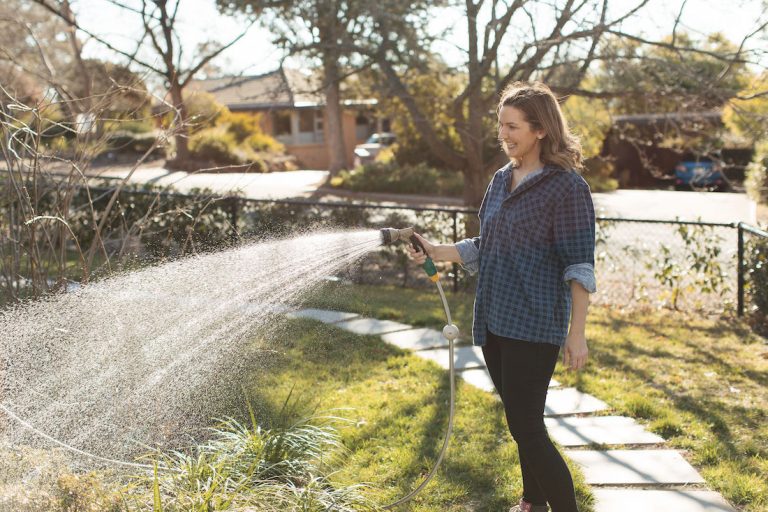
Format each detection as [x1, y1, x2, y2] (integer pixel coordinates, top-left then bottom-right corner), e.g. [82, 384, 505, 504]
[353, 132, 396, 167]
[673, 154, 730, 191]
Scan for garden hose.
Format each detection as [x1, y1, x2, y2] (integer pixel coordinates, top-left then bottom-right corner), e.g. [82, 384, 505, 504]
[380, 227, 459, 510]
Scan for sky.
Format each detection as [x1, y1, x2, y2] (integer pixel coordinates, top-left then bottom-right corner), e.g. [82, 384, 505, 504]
[71, 0, 767, 78]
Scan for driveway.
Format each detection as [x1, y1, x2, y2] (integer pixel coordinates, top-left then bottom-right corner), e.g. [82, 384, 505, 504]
[90, 164, 757, 224]
[593, 189, 755, 224]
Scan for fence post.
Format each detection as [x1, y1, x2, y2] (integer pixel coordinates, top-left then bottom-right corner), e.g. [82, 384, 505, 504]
[230, 196, 239, 242]
[737, 222, 744, 317]
[452, 211, 459, 293]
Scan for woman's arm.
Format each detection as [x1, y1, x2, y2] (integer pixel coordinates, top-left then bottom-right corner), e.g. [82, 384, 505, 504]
[563, 281, 589, 371]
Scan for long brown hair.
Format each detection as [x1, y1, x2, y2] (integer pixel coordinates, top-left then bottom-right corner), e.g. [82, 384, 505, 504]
[497, 81, 583, 171]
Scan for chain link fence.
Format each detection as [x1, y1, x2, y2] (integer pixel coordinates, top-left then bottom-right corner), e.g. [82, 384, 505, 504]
[226, 195, 763, 321]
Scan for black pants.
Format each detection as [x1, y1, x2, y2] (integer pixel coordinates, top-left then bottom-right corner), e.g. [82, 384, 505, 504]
[482, 330, 578, 512]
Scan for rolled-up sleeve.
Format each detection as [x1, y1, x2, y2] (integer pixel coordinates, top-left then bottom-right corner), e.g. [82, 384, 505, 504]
[554, 178, 597, 293]
[455, 237, 481, 275]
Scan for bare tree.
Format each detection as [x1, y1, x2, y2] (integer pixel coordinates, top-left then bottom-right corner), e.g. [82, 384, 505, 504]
[359, 1, 647, 205]
[356, 0, 768, 206]
[32, 0, 257, 165]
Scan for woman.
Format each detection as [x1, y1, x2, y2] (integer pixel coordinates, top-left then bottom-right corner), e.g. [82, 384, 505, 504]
[408, 81, 596, 512]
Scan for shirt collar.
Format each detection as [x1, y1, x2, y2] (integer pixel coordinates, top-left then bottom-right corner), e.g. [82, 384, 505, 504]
[501, 163, 562, 198]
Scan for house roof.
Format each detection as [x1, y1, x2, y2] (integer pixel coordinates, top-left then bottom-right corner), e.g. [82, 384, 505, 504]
[191, 68, 377, 111]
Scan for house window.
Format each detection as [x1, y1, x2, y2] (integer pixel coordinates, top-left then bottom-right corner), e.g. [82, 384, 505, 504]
[355, 113, 372, 142]
[297, 109, 324, 144]
[273, 110, 291, 136]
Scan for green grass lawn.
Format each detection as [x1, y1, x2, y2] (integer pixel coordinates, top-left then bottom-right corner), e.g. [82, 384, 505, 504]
[5, 282, 765, 510]
[298, 282, 768, 512]
[248, 318, 593, 511]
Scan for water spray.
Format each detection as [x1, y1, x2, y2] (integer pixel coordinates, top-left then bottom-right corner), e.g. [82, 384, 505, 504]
[0, 229, 459, 505]
[379, 227, 459, 510]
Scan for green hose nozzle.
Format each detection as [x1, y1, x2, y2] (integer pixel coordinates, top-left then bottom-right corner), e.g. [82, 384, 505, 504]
[409, 234, 439, 282]
[380, 227, 439, 282]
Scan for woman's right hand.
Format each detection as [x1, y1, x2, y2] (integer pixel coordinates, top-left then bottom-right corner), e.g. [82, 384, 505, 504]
[405, 233, 435, 265]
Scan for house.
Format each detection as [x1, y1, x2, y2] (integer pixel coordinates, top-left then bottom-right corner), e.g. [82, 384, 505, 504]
[192, 68, 389, 169]
[601, 111, 753, 188]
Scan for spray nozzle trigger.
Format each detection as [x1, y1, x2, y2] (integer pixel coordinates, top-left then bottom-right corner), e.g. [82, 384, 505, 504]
[409, 234, 439, 282]
[409, 234, 426, 254]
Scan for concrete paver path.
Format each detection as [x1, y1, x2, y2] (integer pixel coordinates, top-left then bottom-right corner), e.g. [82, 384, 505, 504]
[286, 308, 736, 511]
[544, 416, 665, 447]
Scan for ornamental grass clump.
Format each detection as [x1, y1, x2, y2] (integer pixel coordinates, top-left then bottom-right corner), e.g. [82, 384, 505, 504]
[139, 414, 375, 511]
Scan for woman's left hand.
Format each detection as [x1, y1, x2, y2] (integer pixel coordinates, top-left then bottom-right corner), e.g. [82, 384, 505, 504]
[563, 332, 588, 371]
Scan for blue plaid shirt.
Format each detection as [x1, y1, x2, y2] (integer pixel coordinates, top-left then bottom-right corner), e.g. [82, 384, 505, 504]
[455, 164, 596, 347]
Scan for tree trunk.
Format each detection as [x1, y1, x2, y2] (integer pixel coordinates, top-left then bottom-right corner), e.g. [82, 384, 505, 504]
[323, 56, 347, 175]
[463, 165, 489, 208]
[168, 79, 190, 162]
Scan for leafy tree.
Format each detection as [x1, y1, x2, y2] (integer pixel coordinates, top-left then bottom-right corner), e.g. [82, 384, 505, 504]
[596, 32, 751, 115]
[724, 72, 768, 143]
[361, 3, 767, 206]
[0, 0, 75, 109]
[362, 0, 652, 205]
[354, 57, 465, 170]
[59, 59, 151, 121]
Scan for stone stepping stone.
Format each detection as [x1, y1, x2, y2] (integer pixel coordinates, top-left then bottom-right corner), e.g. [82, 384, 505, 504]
[334, 317, 413, 335]
[544, 416, 665, 447]
[287, 308, 360, 324]
[544, 388, 609, 416]
[593, 489, 735, 512]
[458, 368, 496, 392]
[380, 328, 448, 351]
[458, 368, 560, 393]
[415, 345, 485, 370]
[566, 450, 705, 485]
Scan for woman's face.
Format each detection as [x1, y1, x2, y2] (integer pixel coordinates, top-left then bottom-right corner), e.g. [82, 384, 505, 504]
[498, 105, 545, 162]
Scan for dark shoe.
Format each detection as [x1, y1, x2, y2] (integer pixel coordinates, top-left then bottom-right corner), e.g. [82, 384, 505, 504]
[509, 498, 549, 512]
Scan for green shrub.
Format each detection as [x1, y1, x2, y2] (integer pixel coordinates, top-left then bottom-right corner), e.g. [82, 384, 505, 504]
[106, 130, 162, 155]
[582, 156, 619, 192]
[189, 128, 242, 165]
[333, 161, 464, 197]
[745, 140, 768, 205]
[221, 111, 263, 143]
[104, 119, 154, 134]
[246, 132, 284, 153]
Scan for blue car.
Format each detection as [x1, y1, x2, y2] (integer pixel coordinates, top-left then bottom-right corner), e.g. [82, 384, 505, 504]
[674, 157, 729, 191]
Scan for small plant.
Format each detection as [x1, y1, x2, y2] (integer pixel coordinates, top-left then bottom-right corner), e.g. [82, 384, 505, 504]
[137, 414, 374, 511]
[333, 161, 464, 197]
[647, 223, 731, 310]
